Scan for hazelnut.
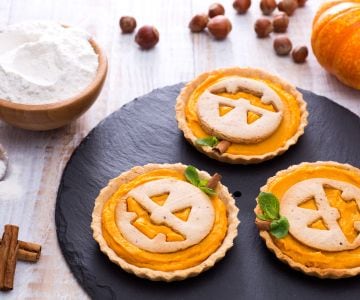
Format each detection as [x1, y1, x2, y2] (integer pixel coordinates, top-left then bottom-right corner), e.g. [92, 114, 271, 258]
[292, 46, 308, 63]
[135, 26, 159, 49]
[278, 0, 298, 16]
[260, 0, 277, 16]
[297, 0, 307, 7]
[189, 14, 209, 32]
[254, 18, 273, 38]
[207, 15, 232, 40]
[273, 36, 293, 55]
[272, 13, 289, 33]
[208, 3, 225, 18]
[119, 16, 137, 33]
[233, 0, 251, 14]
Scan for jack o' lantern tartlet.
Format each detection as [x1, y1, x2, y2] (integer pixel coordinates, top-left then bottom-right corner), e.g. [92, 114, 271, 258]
[255, 161, 360, 278]
[91, 163, 239, 281]
[176, 67, 308, 164]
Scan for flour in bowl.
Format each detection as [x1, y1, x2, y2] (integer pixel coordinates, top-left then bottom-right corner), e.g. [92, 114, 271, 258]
[0, 21, 98, 104]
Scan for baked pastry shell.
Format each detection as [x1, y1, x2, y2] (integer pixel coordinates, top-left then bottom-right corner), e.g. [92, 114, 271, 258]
[255, 161, 360, 279]
[91, 163, 240, 281]
[175, 67, 308, 164]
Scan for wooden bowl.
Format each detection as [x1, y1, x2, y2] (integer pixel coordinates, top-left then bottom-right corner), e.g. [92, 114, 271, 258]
[0, 38, 108, 131]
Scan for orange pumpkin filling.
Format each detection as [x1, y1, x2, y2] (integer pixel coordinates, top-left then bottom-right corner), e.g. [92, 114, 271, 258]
[185, 74, 302, 156]
[266, 164, 360, 269]
[101, 169, 228, 271]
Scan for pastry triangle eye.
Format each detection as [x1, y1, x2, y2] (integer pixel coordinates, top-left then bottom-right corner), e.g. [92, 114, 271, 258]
[172, 207, 192, 222]
[218, 104, 234, 116]
[298, 197, 318, 210]
[308, 218, 329, 230]
[247, 111, 262, 124]
[150, 193, 169, 206]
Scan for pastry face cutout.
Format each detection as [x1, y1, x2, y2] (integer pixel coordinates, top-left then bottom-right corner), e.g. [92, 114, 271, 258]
[197, 77, 284, 143]
[116, 178, 215, 253]
[281, 178, 360, 252]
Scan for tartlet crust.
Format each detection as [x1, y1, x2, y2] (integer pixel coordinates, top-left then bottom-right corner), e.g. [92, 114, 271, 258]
[255, 161, 360, 279]
[91, 163, 240, 281]
[175, 67, 308, 164]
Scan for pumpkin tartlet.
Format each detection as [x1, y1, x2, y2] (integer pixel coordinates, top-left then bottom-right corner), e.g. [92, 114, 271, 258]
[255, 161, 360, 278]
[91, 163, 239, 281]
[176, 67, 308, 164]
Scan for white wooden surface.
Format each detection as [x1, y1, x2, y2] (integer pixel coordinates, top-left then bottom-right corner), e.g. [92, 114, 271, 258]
[0, 0, 359, 298]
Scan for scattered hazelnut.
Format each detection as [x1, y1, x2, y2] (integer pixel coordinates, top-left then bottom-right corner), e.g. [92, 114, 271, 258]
[272, 13, 289, 33]
[278, 0, 298, 16]
[119, 16, 137, 33]
[297, 0, 307, 7]
[208, 3, 225, 18]
[189, 14, 209, 32]
[292, 46, 308, 63]
[135, 26, 159, 49]
[254, 18, 273, 38]
[273, 36, 293, 55]
[207, 15, 232, 40]
[260, 0, 277, 16]
[233, 0, 251, 14]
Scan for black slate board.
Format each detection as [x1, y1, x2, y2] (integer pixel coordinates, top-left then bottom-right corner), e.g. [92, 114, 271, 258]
[56, 84, 360, 300]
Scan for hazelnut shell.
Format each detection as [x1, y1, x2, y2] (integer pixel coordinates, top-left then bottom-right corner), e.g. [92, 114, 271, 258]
[273, 13, 289, 33]
[135, 26, 159, 49]
[207, 15, 232, 40]
[119, 16, 137, 33]
[254, 18, 273, 38]
[292, 46, 308, 63]
[260, 0, 277, 16]
[209, 3, 225, 18]
[189, 14, 209, 32]
[278, 0, 298, 16]
[273, 36, 293, 56]
[233, 0, 251, 14]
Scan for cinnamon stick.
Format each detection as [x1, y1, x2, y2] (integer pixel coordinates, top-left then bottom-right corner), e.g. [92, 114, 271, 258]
[213, 140, 231, 154]
[255, 219, 271, 231]
[0, 239, 41, 262]
[207, 173, 222, 189]
[17, 249, 40, 263]
[0, 225, 19, 291]
[18, 240, 41, 255]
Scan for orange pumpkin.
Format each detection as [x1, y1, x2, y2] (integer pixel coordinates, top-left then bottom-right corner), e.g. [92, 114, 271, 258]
[312, 0, 360, 90]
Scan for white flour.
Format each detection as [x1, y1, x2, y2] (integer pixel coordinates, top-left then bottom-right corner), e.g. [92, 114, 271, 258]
[0, 164, 21, 202]
[0, 21, 98, 104]
[0, 144, 7, 181]
[0, 160, 6, 180]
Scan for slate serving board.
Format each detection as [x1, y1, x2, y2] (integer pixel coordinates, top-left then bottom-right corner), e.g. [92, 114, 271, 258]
[56, 84, 360, 300]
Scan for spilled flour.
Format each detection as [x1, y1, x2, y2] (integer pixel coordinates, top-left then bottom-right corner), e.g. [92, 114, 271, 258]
[0, 160, 6, 180]
[0, 163, 21, 202]
[0, 144, 20, 202]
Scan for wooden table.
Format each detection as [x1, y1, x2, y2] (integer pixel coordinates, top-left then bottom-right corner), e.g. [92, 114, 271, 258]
[0, 0, 359, 298]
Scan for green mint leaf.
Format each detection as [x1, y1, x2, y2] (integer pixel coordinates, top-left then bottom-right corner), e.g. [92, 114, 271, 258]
[258, 192, 280, 220]
[256, 214, 271, 221]
[199, 179, 208, 187]
[270, 216, 289, 239]
[185, 166, 200, 186]
[185, 166, 217, 197]
[196, 136, 219, 147]
[199, 186, 216, 196]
